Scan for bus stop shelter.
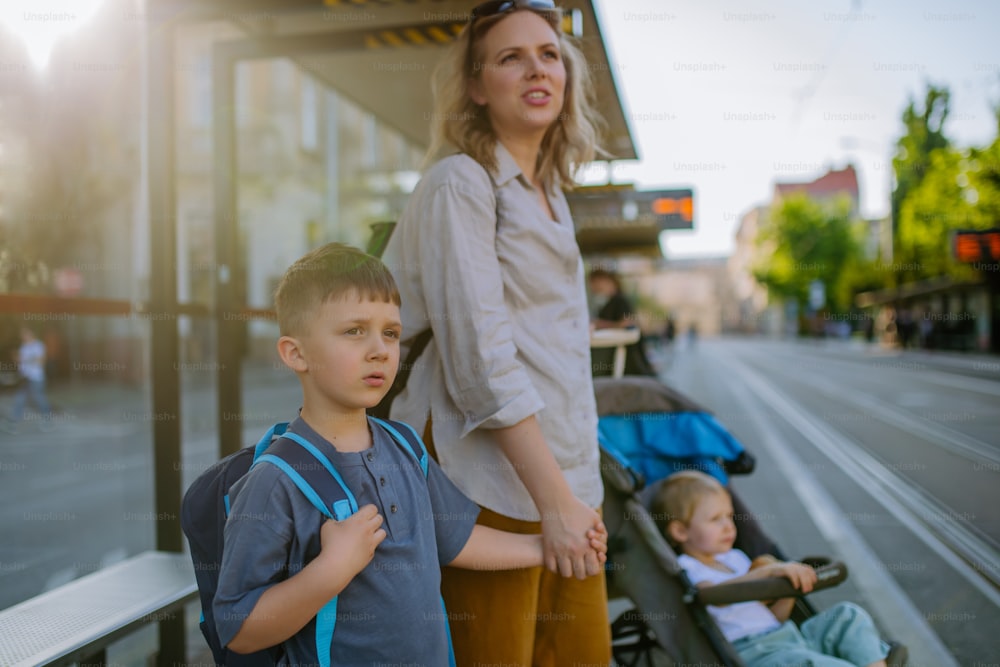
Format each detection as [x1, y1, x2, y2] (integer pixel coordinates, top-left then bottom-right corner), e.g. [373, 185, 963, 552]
[138, 0, 637, 659]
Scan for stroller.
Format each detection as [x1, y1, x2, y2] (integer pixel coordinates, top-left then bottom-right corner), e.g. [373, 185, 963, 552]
[595, 376, 852, 667]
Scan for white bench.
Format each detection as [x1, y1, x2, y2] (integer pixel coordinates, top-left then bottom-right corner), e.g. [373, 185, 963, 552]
[0, 551, 198, 667]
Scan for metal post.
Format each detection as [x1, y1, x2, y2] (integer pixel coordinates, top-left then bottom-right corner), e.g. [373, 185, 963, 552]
[147, 14, 187, 665]
[214, 47, 243, 458]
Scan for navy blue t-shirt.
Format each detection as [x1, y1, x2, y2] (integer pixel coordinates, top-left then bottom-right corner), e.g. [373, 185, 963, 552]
[214, 417, 479, 666]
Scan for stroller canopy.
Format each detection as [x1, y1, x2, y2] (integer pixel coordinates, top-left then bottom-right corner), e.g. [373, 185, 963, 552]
[594, 376, 750, 485]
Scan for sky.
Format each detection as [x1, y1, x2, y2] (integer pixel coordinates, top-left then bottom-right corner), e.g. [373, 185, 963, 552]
[587, 0, 1000, 259]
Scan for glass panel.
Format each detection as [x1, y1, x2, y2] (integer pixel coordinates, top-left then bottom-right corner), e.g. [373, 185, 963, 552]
[0, 314, 155, 609]
[178, 313, 219, 474]
[241, 333, 301, 442]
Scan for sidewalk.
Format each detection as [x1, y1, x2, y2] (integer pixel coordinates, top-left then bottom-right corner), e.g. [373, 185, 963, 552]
[788, 335, 1000, 379]
[0, 362, 298, 436]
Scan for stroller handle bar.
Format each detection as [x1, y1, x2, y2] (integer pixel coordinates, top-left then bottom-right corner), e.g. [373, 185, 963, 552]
[697, 561, 848, 607]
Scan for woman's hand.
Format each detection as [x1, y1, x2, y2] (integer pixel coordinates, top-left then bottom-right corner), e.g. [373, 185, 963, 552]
[541, 495, 605, 579]
[490, 416, 607, 579]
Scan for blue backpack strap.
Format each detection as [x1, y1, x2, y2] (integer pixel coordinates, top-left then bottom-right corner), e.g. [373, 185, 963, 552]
[369, 417, 428, 476]
[267, 432, 360, 520]
[250, 426, 357, 667]
[252, 422, 290, 460]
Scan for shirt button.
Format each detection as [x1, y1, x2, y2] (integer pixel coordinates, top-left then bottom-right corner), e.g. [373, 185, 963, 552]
[380, 477, 386, 486]
[390, 504, 398, 513]
[366, 453, 374, 462]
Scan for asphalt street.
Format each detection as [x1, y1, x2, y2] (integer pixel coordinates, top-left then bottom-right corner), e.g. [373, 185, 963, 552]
[657, 337, 999, 666]
[1, 339, 998, 665]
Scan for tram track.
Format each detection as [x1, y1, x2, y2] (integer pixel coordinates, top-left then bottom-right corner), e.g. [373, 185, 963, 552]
[719, 349, 1000, 603]
[756, 350, 1000, 476]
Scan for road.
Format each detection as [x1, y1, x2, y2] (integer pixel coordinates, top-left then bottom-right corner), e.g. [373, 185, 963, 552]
[2, 340, 998, 665]
[656, 337, 999, 666]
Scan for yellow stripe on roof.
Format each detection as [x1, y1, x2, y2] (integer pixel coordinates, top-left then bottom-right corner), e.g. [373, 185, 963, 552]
[427, 26, 451, 43]
[403, 28, 427, 45]
[379, 30, 405, 47]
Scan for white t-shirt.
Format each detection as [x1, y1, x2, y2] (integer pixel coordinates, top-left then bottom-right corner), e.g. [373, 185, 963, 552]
[18, 340, 46, 383]
[679, 549, 783, 642]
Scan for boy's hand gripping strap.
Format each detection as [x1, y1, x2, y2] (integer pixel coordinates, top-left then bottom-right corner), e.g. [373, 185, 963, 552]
[252, 429, 358, 667]
[251, 421, 448, 667]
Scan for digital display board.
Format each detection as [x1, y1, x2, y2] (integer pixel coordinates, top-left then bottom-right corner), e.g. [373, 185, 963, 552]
[567, 187, 695, 231]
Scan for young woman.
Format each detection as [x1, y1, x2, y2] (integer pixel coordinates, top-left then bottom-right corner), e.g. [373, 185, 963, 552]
[381, 1, 611, 663]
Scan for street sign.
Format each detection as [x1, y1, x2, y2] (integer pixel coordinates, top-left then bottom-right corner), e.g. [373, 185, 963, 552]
[567, 187, 695, 231]
[567, 186, 695, 256]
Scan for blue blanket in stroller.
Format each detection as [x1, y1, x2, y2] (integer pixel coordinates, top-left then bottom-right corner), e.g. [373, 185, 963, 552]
[598, 411, 747, 486]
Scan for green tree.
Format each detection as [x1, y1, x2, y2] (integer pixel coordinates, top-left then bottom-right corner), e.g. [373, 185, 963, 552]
[891, 83, 951, 245]
[896, 134, 1000, 282]
[753, 193, 864, 315]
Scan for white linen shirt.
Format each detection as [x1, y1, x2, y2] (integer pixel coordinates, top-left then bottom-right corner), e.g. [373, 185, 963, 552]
[382, 142, 603, 521]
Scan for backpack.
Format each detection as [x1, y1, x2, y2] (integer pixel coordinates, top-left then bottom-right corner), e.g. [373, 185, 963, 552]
[180, 417, 454, 667]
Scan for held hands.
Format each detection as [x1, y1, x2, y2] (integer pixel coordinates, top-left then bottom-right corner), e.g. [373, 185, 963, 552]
[588, 526, 609, 564]
[541, 496, 608, 580]
[318, 504, 386, 579]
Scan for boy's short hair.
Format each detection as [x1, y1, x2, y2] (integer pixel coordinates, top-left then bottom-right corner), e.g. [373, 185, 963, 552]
[650, 470, 728, 540]
[274, 242, 400, 336]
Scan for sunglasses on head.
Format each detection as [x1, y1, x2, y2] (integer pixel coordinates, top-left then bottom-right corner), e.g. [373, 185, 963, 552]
[469, 0, 560, 23]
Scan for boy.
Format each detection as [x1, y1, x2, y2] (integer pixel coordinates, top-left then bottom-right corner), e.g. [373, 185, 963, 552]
[213, 243, 606, 665]
[651, 470, 906, 667]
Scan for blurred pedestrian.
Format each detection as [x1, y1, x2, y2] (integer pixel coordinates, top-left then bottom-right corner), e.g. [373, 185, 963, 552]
[664, 316, 677, 345]
[589, 269, 631, 328]
[688, 324, 699, 347]
[588, 268, 655, 376]
[897, 308, 914, 349]
[4, 325, 53, 433]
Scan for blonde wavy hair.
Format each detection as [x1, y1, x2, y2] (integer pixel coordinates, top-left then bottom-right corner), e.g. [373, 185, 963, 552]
[426, 6, 605, 189]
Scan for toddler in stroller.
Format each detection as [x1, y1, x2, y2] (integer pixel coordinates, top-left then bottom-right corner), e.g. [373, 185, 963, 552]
[651, 470, 905, 667]
[594, 376, 906, 667]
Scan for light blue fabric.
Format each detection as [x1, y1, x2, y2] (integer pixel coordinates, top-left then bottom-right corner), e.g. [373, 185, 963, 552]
[732, 602, 889, 667]
[11, 378, 51, 421]
[278, 431, 360, 515]
[597, 412, 747, 485]
[370, 417, 428, 475]
[255, 453, 343, 519]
